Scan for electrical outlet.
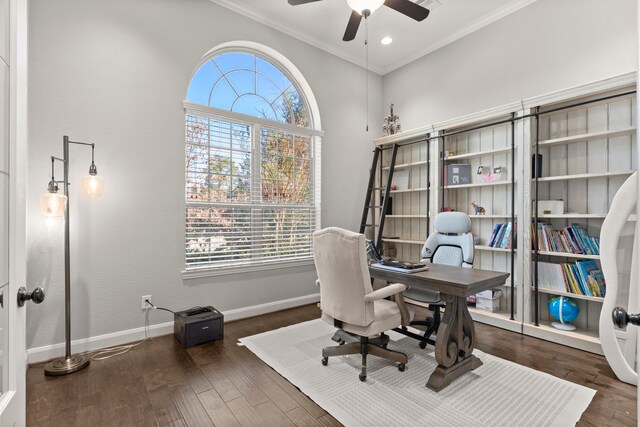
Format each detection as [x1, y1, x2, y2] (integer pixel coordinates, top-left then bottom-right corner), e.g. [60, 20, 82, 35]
[141, 295, 152, 310]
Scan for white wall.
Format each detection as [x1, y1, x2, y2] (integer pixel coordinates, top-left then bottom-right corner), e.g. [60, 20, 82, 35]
[383, 0, 638, 130]
[26, 0, 383, 351]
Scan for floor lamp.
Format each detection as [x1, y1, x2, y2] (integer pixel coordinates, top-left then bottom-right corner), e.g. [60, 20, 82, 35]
[40, 135, 104, 376]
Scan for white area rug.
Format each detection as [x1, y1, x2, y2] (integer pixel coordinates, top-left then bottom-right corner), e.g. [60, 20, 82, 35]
[239, 319, 596, 427]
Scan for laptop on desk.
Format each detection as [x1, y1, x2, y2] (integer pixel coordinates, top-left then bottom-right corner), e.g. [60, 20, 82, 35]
[366, 240, 429, 274]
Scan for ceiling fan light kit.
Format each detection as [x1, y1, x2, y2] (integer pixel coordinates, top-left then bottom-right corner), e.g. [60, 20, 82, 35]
[288, 0, 430, 42]
[347, 0, 384, 15]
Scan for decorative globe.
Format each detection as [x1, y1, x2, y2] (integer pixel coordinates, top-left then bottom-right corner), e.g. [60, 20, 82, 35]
[548, 296, 580, 323]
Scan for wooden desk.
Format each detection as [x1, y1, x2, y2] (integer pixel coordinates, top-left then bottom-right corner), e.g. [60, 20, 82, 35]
[369, 264, 509, 392]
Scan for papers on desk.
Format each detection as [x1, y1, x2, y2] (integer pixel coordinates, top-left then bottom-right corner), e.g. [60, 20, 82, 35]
[370, 263, 430, 274]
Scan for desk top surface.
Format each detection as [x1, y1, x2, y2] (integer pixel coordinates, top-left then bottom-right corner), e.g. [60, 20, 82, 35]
[368, 263, 510, 297]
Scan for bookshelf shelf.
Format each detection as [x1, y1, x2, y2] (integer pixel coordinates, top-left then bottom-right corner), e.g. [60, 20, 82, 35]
[476, 245, 515, 253]
[386, 214, 429, 219]
[535, 170, 634, 182]
[381, 238, 424, 245]
[523, 322, 601, 354]
[468, 307, 522, 333]
[531, 287, 604, 302]
[537, 127, 636, 148]
[534, 250, 600, 260]
[537, 213, 637, 221]
[469, 214, 514, 219]
[390, 187, 428, 194]
[382, 160, 429, 171]
[444, 180, 514, 189]
[445, 146, 512, 161]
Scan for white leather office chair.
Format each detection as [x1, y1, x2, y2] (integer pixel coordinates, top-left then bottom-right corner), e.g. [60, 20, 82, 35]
[404, 212, 474, 349]
[313, 227, 409, 381]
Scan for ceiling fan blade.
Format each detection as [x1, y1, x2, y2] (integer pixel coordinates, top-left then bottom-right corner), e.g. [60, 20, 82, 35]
[288, 0, 323, 5]
[343, 11, 362, 41]
[384, 0, 430, 21]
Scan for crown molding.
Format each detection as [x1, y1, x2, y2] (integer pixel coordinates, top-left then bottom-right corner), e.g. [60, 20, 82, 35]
[210, 0, 539, 76]
[381, 0, 540, 74]
[209, 0, 384, 75]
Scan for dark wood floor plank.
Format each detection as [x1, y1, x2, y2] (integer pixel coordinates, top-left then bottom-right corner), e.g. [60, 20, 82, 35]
[25, 304, 636, 427]
[226, 396, 265, 427]
[255, 400, 297, 427]
[197, 388, 241, 427]
[170, 383, 215, 427]
[286, 406, 324, 427]
[318, 414, 342, 427]
[200, 362, 243, 402]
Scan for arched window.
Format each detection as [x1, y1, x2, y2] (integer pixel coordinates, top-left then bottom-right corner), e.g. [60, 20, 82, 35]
[184, 45, 322, 273]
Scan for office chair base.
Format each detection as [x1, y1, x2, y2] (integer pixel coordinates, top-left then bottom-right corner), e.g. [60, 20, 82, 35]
[322, 334, 408, 381]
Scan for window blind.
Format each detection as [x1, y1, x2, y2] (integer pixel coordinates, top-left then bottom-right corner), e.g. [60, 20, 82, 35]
[185, 110, 320, 270]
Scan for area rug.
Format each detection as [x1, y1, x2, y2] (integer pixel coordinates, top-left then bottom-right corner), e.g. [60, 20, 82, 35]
[239, 319, 596, 427]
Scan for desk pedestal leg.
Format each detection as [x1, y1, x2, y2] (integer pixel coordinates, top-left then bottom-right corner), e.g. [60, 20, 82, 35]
[426, 295, 483, 392]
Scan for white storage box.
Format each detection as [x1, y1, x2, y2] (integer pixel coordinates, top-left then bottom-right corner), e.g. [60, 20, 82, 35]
[535, 200, 565, 215]
[476, 289, 502, 312]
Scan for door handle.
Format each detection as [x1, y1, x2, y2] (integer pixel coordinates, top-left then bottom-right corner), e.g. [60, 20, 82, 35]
[17, 287, 45, 307]
[612, 307, 640, 328]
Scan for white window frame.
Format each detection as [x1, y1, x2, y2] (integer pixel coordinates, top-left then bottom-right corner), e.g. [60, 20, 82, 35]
[181, 104, 322, 279]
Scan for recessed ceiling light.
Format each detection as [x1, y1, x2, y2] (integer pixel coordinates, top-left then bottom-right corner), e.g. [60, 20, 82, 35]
[381, 36, 392, 45]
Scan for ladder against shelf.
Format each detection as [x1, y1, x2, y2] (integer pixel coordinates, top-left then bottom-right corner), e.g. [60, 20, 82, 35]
[537, 126, 636, 148]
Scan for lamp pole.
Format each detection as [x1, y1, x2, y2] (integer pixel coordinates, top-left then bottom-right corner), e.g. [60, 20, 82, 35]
[44, 135, 99, 376]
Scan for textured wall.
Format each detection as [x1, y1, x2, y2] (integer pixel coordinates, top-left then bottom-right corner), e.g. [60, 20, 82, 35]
[26, 0, 382, 350]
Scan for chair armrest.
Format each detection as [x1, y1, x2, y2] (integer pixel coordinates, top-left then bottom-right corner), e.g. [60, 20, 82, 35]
[364, 283, 406, 302]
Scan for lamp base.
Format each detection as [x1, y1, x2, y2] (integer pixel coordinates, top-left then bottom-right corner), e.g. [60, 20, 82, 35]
[44, 354, 90, 376]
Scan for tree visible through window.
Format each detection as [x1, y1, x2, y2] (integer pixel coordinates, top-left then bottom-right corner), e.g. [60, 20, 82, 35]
[184, 51, 321, 270]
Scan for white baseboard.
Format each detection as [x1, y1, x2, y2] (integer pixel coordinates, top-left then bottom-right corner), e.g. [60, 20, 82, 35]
[26, 293, 320, 364]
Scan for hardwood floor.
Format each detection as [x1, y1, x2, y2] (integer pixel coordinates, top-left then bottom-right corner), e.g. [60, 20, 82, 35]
[26, 304, 635, 426]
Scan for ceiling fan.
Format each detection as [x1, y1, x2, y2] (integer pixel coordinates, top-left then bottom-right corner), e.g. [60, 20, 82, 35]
[288, 0, 431, 41]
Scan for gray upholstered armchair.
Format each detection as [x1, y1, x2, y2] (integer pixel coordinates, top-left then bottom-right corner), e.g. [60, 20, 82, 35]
[313, 227, 409, 381]
[404, 211, 474, 348]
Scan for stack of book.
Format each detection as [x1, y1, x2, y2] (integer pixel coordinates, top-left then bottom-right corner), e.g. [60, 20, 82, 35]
[488, 222, 516, 249]
[536, 260, 606, 297]
[531, 223, 600, 255]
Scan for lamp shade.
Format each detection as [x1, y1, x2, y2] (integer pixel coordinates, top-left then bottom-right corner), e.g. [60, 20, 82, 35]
[82, 174, 105, 197]
[41, 192, 67, 217]
[347, 0, 384, 14]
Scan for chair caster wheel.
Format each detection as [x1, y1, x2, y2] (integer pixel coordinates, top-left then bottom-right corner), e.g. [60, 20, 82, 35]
[339, 340, 345, 345]
[381, 343, 387, 349]
[359, 374, 366, 382]
[321, 357, 328, 366]
[398, 363, 406, 372]
[419, 341, 427, 349]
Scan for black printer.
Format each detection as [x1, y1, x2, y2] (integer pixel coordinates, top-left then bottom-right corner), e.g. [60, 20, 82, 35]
[174, 306, 224, 348]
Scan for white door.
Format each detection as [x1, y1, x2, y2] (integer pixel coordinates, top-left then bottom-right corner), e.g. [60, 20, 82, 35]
[0, 0, 28, 425]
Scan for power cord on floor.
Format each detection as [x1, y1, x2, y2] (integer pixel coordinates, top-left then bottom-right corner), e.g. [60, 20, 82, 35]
[88, 299, 202, 361]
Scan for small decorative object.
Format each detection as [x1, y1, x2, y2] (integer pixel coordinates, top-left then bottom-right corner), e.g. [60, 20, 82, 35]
[477, 166, 491, 182]
[473, 236, 481, 245]
[548, 296, 580, 331]
[447, 164, 471, 185]
[471, 202, 486, 215]
[491, 166, 506, 182]
[383, 103, 401, 136]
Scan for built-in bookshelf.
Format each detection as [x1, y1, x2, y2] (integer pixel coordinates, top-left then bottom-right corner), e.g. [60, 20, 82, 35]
[525, 89, 637, 354]
[373, 77, 637, 356]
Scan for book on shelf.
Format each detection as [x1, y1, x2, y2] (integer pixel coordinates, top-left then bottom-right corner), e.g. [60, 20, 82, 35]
[531, 222, 600, 255]
[487, 222, 516, 249]
[535, 260, 605, 297]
